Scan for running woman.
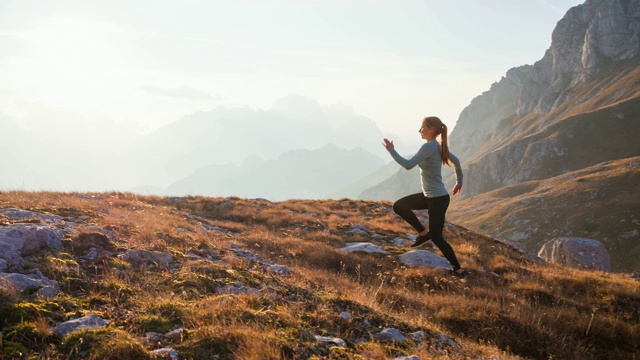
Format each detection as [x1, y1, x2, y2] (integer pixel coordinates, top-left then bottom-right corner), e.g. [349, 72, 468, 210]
[383, 116, 467, 277]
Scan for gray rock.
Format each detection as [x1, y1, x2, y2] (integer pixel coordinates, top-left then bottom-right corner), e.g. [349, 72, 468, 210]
[0, 272, 59, 298]
[0, 208, 63, 224]
[393, 356, 420, 360]
[150, 347, 179, 360]
[408, 331, 430, 342]
[119, 250, 173, 266]
[314, 335, 346, 348]
[538, 237, 611, 272]
[164, 328, 185, 341]
[141, 332, 163, 346]
[49, 314, 110, 337]
[374, 328, 407, 342]
[434, 332, 460, 350]
[347, 224, 370, 236]
[267, 264, 291, 277]
[393, 237, 410, 246]
[0, 223, 64, 256]
[339, 312, 351, 321]
[398, 250, 453, 270]
[340, 242, 388, 254]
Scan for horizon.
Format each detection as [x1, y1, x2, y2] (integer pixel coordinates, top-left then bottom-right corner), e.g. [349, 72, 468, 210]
[1, 0, 582, 143]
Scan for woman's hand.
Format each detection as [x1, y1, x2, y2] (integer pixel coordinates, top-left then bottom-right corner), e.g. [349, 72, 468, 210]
[452, 183, 462, 195]
[383, 138, 394, 150]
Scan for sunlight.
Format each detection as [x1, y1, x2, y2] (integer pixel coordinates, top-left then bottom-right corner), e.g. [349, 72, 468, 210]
[24, 16, 126, 111]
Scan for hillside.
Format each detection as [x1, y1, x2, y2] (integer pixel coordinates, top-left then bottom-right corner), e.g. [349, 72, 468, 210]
[447, 156, 640, 272]
[1, 191, 639, 359]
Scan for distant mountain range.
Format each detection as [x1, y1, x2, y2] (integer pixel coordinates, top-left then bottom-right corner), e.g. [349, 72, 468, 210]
[357, 0, 640, 272]
[162, 143, 385, 201]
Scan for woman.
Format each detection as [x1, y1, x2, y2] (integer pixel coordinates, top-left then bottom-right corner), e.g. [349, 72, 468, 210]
[383, 116, 466, 277]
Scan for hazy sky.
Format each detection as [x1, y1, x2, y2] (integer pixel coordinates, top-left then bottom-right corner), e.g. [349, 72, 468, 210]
[1, 0, 583, 142]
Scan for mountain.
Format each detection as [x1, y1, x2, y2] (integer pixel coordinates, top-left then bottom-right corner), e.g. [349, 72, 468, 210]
[163, 143, 385, 201]
[359, 0, 640, 272]
[130, 95, 392, 189]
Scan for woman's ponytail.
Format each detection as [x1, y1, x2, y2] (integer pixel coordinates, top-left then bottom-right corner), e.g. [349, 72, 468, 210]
[424, 116, 451, 166]
[440, 124, 451, 166]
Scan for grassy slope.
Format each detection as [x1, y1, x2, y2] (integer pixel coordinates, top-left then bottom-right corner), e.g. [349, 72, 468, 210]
[0, 191, 639, 359]
[448, 156, 640, 272]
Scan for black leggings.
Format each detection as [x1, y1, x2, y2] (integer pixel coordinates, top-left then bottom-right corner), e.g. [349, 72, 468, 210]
[393, 193, 461, 270]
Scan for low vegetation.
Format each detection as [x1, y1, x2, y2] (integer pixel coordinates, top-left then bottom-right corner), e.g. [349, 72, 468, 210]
[1, 191, 638, 359]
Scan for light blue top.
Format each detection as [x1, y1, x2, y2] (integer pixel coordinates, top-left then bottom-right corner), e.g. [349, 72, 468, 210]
[388, 140, 463, 198]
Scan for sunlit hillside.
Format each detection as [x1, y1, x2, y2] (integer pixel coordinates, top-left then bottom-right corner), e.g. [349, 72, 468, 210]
[1, 192, 638, 359]
[447, 156, 640, 273]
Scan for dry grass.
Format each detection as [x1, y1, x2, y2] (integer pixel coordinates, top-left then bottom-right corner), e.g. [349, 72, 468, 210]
[1, 191, 639, 359]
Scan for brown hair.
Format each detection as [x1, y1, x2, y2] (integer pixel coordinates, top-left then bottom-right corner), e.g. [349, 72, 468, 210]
[423, 116, 451, 166]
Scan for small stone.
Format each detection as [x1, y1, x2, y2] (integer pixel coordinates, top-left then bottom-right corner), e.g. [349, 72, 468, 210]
[314, 335, 347, 348]
[374, 328, 407, 342]
[49, 314, 110, 337]
[340, 242, 388, 254]
[150, 347, 179, 360]
[164, 328, 184, 341]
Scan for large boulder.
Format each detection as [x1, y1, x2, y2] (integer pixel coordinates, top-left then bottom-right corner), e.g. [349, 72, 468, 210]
[0, 223, 65, 270]
[538, 237, 611, 272]
[0, 271, 60, 298]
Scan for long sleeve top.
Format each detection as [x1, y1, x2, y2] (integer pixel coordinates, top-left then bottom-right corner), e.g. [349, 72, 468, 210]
[387, 140, 463, 198]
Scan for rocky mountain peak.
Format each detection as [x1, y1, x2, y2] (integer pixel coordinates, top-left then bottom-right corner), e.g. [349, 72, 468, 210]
[518, 0, 640, 115]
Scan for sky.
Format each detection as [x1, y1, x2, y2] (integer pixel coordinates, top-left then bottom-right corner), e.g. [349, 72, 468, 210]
[1, 0, 584, 143]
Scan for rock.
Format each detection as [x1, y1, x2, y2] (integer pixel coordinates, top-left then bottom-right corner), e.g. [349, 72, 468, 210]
[0, 208, 63, 224]
[340, 242, 388, 254]
[347, 224, 370, 236]
[150, 347, 179, 360]
[433, 332, 460, 350]
[0, 272, 60, 298]
[164, 328, 185, 341]
[408, 331, 430, 342]
[398, 250, 453, 270]
[0, 223, 64, 256]
[538, 237, 611, 272]
[266, 264, 291, 277]
[119, 250, 173, 266]
[142, 331, 163, 345]
[314, 335, 346, 348]
[393, 356, 420, 360]
[49, 314, 110, 337]
[393, 237, 410, 246]
[339, 312, 351, 321]
[374, 328, 407, 343]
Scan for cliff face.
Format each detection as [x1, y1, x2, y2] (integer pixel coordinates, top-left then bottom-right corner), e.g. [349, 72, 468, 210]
[517, 0, 640, 116]
[449, 0, 640, 197]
